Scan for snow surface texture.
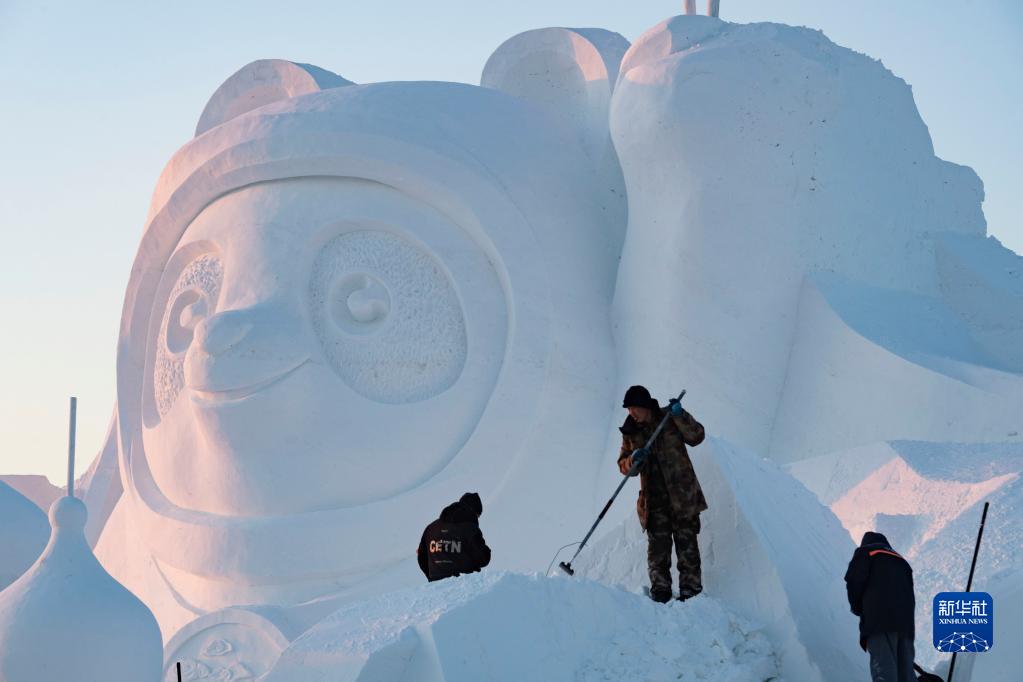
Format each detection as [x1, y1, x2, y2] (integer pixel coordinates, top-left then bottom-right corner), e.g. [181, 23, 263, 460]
[0, 497, 162, 681]
[578, 438, 863, 682]
[2, 11, 1021, 682]
[265, 572, 778, 682]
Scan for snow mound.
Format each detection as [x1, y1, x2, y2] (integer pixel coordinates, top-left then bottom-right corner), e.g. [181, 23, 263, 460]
[265, 571, 778, 681]
[0, 481, 49, 590]
[0, 475, 62, 512]
[577, 437, 862, 682]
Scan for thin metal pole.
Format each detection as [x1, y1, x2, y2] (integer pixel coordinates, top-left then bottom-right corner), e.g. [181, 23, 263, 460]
[67, 396, 77, 498]
[176, 661, 183, 682]
[965, 502, 989, 592]
[948, 501, 990, 682]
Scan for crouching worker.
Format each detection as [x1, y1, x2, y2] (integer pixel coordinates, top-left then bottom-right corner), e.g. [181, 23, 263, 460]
[617, 385, 707, 603]
[844, 532, 916, 682]
[417, 492, 491, 582]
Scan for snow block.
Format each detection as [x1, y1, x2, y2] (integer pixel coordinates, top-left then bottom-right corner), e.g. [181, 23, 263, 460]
[265, 572, 777, 681]
[935, 233, 1023, 372]
[611, 17, 996, 459]
[770, 275, 1023, 463]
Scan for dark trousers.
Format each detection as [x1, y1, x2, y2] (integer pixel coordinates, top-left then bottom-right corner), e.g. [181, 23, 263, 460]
[865, 632, 915, 682]
[646, 512, 701, 599]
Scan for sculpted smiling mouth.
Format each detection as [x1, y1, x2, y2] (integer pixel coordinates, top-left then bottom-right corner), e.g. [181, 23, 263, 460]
[189, 358, 309, 404]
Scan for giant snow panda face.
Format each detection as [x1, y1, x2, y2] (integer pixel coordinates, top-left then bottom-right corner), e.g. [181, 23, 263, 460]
[142, 177, 506, 516]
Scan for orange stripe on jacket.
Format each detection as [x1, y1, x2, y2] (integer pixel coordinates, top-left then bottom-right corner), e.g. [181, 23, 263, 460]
[869, 549, 905, 560]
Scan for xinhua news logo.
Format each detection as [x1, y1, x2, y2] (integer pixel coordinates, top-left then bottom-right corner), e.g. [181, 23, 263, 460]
[933, 592, 993, 653]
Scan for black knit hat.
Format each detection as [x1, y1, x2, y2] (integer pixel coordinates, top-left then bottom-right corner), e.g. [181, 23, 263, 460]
[623, 385, 657, 409]
[460, 492, 483, 517]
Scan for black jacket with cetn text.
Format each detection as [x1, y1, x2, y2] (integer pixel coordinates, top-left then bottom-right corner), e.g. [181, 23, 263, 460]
[417, 499, 491, 582]
[844, 531, 915, 647]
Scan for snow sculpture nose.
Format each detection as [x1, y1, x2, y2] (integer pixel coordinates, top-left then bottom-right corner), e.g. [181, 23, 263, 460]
[193, 310, 254, 357]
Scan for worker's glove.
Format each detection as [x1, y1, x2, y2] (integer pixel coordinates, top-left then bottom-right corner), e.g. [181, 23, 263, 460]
[668, 398, 685, 418]
[628, 447, 650, 475]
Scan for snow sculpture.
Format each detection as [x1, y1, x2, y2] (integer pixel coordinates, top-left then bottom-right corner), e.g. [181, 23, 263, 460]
[482, 27, 628, 162]
[94, 63, 621, 642]
[195, 59, 353, 136]
[611, 15, 1022, 464]
[481, 27, 630, 257]
[162, 608, 290, 682]
[27, 12, 1016, 680]
[0, 482, 48, 591]
[0, 496, 162, 681]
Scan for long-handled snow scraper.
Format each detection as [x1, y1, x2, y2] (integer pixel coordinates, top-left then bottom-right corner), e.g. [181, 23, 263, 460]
[558, 389, 686, 576]
[945, 501, 991, 682]
[908, 501, 990, 682]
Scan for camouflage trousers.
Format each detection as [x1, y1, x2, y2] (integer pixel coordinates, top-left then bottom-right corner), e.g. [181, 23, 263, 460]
[646, 510, 702, 600]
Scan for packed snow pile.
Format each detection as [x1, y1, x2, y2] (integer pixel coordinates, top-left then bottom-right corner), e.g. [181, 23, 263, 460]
[265, 571, 778, 681]
[578, 438, 862, 682]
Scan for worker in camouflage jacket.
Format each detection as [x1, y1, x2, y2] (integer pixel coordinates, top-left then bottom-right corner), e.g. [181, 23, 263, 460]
[617, 385, 707, 603]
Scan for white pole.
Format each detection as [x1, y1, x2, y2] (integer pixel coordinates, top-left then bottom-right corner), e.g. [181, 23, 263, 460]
[684, 0, 697, 15]
[708, 0, 720, 17]
[67, 396, 77, 498]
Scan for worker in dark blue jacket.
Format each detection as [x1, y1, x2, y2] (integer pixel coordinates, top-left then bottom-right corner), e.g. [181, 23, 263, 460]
[844, 531, 915, 682]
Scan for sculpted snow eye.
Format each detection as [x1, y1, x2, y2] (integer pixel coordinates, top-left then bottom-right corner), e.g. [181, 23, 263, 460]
[328, 272, 391, 332]
[152, 252, 223, 418]
[308, 230, 467, 404]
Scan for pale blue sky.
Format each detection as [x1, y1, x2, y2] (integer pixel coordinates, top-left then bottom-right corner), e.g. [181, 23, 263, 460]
[1, 1, 1020, 483]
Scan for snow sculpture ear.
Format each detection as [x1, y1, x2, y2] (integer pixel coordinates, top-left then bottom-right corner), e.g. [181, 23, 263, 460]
[616, 14, 724, 82]
[196, 59, 353, 136]
[481, 28, 629, 161]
